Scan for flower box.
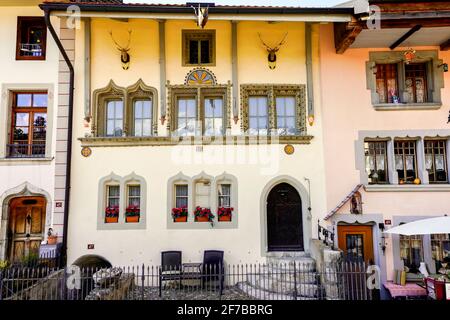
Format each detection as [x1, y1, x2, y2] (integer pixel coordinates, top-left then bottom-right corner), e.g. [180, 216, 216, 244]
[218, 215, 232, 222]
[194, 206, 214, 225]
[195, 216, 210, 222]
[174, 216, 188, 222]
[105, 216, 119, 223]
[217, 207, 233, 222]
[126, 216, 139, 223]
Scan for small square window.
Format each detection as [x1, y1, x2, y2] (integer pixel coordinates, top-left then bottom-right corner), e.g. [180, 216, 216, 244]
[182, 30, 215, 66]
[16, 17, 47, 60]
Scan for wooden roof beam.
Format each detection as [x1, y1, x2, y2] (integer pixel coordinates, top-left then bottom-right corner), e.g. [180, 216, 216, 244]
[389, 24, 422, 50]
[441, 38, 450, 51]
[334, 21, 363, 54]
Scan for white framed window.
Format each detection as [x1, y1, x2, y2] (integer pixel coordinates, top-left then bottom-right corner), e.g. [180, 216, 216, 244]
[107, 185, 120, 207]
[177, 98, 197, 136]
[133, 100, 152, 137]
[127, 185, 141, 206]
[204, 98, 224, 136]
[248, 97, 268, 135]
[218, 184, 231, 207]
[106, 100, 124, 137]
[276, 96, 296, 136]
[175, 184, 189, 208]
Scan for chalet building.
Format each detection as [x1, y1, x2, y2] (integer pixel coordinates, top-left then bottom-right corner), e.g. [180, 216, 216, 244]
[0, 1, 70, 263]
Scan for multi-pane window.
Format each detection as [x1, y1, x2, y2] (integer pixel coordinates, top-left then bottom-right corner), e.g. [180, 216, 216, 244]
[248, 97, 268, 135]
[276, 97, 296, 135]
[425, 140, 448, 183]
[16, 17, 47, 60]
[107, 185, 120, 207]
[204, 98, 223, 136]
[404, 63, 427, 103]
[376, 64, 398, 103]
[127, 185, 141, 207]
[175, 185, 188, 208]
[400, 234, 424, 273]
[394, 140, 418, 184]
[177, 99, 197, 136]
[133, 100, 152, 137]
[183, 30, 215, 65]
[431, 234, 450, 270]
[106, 100, 124, 137]
[9, 92, 47, 158]
[364, 141, 388, 184]
[218, 184, 231, 207]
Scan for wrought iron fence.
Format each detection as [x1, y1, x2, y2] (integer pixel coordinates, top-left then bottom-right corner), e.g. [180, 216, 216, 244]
[0, 261, 375, 301]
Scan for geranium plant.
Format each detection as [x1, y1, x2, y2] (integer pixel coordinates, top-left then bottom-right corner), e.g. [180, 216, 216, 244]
[125, 205, 140, 217]
[172, 207, 188, 220]
[194, 206, 215, 226]
[105, 205, 119, 218]
[217, 207, 234, 220]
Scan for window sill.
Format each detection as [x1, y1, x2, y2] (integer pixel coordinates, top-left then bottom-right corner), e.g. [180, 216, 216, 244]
[364, 184, 450, 192]
[168, 220, 237, 230]
[97, 222, 146, 230]
[373, 103, 442, 111]
[79, 135, 314, 147]
[0, 157, 54, 164]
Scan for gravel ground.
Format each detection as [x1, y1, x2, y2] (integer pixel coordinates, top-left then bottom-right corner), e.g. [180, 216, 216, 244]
[128, 286, 253, 300]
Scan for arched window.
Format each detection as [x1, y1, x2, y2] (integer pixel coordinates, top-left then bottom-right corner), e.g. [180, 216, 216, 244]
[214, 173, 238, 224]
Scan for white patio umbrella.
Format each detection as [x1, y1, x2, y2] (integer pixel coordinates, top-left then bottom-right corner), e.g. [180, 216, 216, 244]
[384, 216, 450, 236]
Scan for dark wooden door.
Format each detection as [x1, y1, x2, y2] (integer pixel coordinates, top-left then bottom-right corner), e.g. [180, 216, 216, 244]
[8, 197, 45, 262]
[267, 183, 303, 251]
[337, 225, 374, 264]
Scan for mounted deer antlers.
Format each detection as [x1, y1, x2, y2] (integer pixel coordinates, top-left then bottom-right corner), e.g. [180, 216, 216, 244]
[109, 30, 132, 70]
[258, 32, 288, 69]
[192, 3, 209, 29]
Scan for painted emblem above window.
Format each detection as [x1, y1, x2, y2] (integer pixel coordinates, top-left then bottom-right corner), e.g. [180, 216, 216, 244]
[184, 68, 217, 85]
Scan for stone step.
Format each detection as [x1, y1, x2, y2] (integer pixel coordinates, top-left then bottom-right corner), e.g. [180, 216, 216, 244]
[263, 260, 316, 272]
[245, 274, 320, 297]
[246, 270, 318, 285]
[237, 282, 319, 300]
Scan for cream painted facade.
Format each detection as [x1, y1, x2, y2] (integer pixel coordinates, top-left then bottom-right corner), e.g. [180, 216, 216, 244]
[0, 4, 61, 260]
[65, 14, 334, 266]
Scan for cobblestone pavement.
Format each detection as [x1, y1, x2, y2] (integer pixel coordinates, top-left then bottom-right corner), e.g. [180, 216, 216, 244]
[128, 286, 254, 300]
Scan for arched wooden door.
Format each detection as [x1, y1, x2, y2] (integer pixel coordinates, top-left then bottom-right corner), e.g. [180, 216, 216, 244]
[267, 183, 303, 251]
[8, 197, 46, 262]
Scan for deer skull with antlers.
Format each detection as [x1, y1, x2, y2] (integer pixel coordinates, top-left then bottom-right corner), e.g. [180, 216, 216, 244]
[109, 30, 132, 70]
[192, 4, 209, 29]
[258, 32, 288, 70]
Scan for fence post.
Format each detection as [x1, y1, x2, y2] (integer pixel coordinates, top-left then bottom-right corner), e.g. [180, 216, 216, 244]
[0, 270, 3, 301]
[293, 262, 298, 300]
[141, 264, 145, 300]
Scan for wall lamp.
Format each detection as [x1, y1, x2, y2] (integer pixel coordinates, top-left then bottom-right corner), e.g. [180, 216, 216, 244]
[378, 223, 387, 255]
[438, 63, 448, 72]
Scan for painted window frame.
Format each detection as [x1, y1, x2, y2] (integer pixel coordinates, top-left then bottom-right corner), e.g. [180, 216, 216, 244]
[97, 172, 146, 230]
[366, 50, 444, 110]
[364, 138, 389, 184]
[182, 30, 216, 67]
[167, 172, 238, 229]
[424, 139, 448, 184]
[394, 139, 419, 184]
[240, 84, 306, 136]
[16, 17, 47, 61]
[167, 84, 231, 137]
[92, 80, 158, 138]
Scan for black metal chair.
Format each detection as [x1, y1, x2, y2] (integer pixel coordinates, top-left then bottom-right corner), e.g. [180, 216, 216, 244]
[201, 250, 224, 295]
[159, 251, 182, 297]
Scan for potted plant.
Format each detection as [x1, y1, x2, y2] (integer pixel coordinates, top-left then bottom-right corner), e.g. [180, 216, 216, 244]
[125, 205, 140, 223]
[172, 207, 188, 222]
[217, 207, 234, 222]
[47, 228, 58, 245]
[194, 206, 214, 225]
[105, 205, 119, 223]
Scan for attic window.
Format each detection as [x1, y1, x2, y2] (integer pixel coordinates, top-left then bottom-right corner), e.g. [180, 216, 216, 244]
[16, 17, 47, 60]
[182, 30, 216, 66]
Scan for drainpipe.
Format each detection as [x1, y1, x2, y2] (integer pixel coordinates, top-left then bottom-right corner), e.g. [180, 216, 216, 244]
[305, 22, 315, 126]
[44, 10, 74, 267]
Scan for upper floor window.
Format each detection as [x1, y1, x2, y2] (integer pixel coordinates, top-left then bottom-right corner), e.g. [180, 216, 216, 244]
[394, 140, 418, 184]
[133, 100, 152, 137]
[241, 84, 306, 137]
[218, 184, 231, 207]
[176, 98, 197, 136]
[16, 17, 47, 60]
[364, 140, 388, 184]
[175, 184, 189, 208]
[204, 98, 224, 136]
[182, 30, 215, 66]
[106, 100, 124, 137]
[9, 92, 47, 158]
[368, 51, 444, 108]
[425, 139, 448, 183]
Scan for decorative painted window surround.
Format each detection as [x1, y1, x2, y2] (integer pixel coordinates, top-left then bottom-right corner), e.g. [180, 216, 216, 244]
[167, 171, 238, 229]
[356, 130, 450, 191]
[240, 84, 307, 136]
[166, 81, 232, 136]
[366, 50, 444, 110]
[182, 30, 216, 67]
[91, 79, 158, 137]
[97, 172, 146, 230]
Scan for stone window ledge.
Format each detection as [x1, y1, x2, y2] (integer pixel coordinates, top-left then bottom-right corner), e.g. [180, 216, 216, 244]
[168, 221, 237, 230]
[97, 223, 146, 231]
[364, 184, 450, 192]
[0, 157, 54, 163]
[373, 102, 442, 111]
[79, 135, 314, 147]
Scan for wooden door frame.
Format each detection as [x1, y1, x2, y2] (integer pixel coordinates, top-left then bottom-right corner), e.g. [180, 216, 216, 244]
[7, 196, 46, 261]
[337, 224, 375, 264]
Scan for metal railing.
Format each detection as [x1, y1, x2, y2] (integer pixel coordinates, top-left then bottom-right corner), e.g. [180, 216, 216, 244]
[318, 220, 335, 249]
[0, 261, 374, 301]
[6, 144, 46, 158]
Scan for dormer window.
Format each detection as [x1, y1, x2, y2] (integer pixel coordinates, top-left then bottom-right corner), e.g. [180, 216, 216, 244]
[16, 17, 47, 60]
